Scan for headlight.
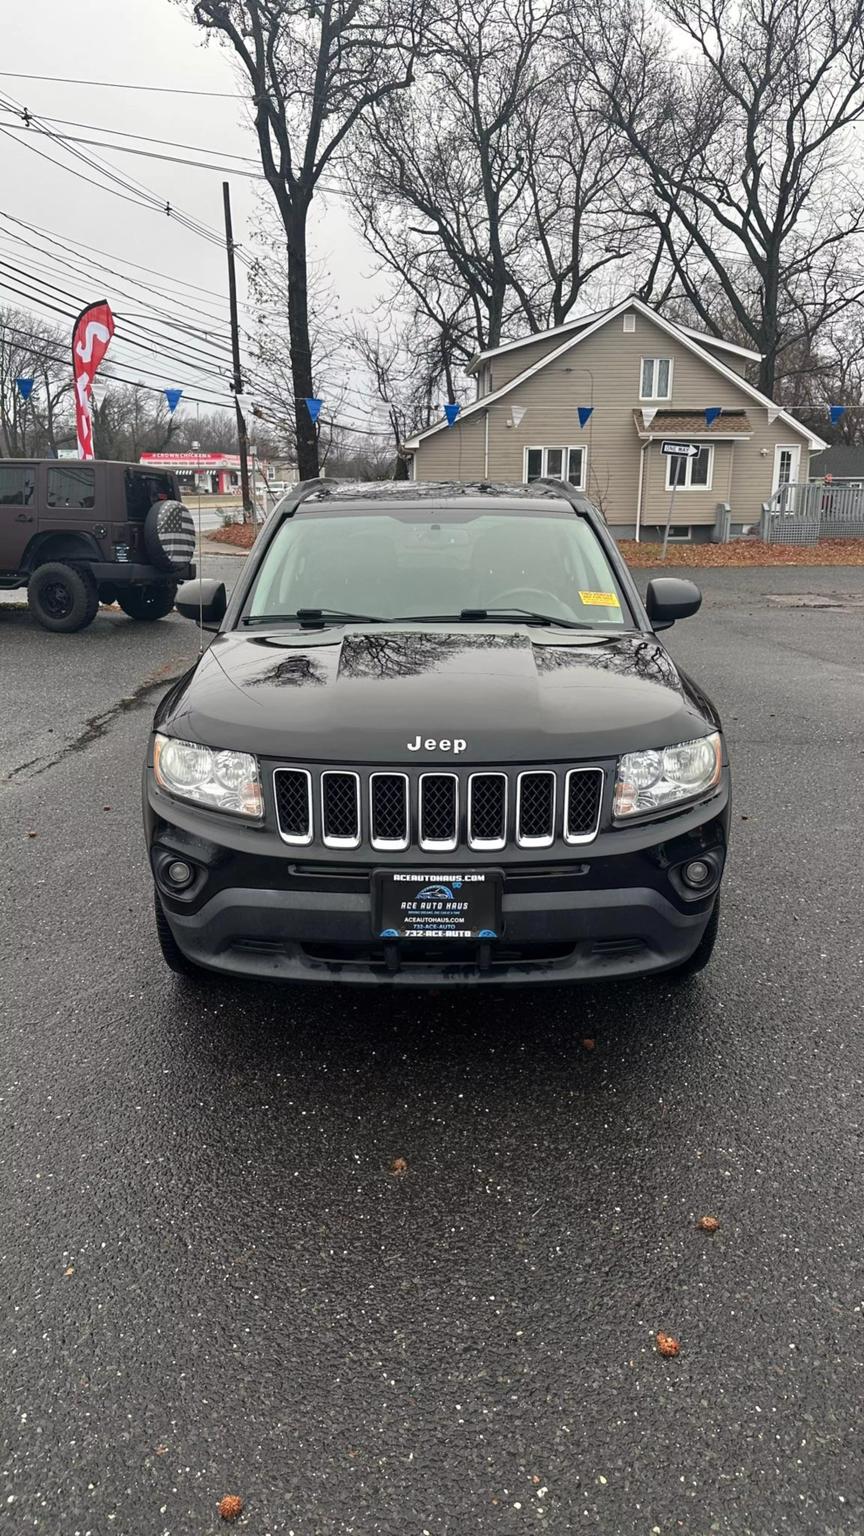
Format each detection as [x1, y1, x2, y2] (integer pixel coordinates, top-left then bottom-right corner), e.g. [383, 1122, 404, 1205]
[153, 733, 263, 818]
[614, 731, 722, 819]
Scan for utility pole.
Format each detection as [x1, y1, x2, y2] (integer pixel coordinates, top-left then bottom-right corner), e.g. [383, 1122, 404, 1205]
[222, 181, 252, 522]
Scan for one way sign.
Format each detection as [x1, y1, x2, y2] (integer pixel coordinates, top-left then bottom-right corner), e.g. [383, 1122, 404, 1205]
[661, 440, 700, 458]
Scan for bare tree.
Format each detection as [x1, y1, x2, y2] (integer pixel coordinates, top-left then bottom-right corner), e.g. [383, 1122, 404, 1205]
[0, 308, 72, 456]
[185, 0, 426, 479]
[571, 0, 864, 394]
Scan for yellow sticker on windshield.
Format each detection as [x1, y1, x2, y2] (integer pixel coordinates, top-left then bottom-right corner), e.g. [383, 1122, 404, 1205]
[579, 590, 620, 607]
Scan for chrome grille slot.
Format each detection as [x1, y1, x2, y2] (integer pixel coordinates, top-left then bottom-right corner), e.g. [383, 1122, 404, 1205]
[321, 770, 360, 848]
[468, 772, 507, 850]
[516, 771, 556, 847]
[564, 768, 604, 843]
[370, 772, 409, 850]
[274, 768, 312, 845]
[419, 773, 458, 851]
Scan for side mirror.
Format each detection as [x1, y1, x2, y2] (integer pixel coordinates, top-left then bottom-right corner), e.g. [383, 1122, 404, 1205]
[645, 576, 702, 630]
[175, 578, 227, 629]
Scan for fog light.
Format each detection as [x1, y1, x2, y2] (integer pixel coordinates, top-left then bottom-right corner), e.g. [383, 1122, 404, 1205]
[682, 858, 712, 889]
[166, 858, 194, 888]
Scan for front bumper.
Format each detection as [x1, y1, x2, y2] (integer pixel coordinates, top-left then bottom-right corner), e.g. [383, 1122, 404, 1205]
[145, 775, 730, 985]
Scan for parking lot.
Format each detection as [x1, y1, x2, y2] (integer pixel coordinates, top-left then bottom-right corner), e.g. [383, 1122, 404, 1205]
[2, 561, 863, 1535]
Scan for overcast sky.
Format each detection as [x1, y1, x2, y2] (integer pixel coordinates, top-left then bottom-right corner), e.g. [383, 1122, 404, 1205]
[1, 0, 382, 425]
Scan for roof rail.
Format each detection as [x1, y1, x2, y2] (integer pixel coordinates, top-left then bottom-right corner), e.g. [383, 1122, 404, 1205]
[532, 477, 602, 518]
[280, 477, 329, 517]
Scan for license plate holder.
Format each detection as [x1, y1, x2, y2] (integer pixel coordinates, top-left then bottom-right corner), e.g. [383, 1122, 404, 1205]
[373, 869, 502, 941]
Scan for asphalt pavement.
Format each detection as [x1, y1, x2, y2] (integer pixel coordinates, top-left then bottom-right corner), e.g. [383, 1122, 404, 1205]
[2, 564, 863, 1535]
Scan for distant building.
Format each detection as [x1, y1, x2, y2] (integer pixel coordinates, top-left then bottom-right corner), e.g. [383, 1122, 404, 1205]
[817, 444, 864, 484]
[139, 451, 272, 495]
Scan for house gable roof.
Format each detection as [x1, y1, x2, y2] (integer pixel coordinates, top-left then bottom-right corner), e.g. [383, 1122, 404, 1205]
[403, 297, 826, 452]
[464, 304, 764, 376]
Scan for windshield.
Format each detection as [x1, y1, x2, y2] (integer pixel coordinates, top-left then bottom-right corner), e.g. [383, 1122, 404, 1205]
[243, 508, 631, 627]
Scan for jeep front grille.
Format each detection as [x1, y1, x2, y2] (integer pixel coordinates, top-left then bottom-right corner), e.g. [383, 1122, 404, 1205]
[273, 768, 312, 844]
[274, 764, 604, 852]
[370, 772, 409, 850]
[321, 770, 361, 848]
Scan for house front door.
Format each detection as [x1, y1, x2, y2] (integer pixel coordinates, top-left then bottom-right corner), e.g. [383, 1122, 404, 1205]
[772, 443, 801, 494]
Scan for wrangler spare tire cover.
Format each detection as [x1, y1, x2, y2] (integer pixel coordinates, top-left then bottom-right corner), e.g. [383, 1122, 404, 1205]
[143, 499, 196, 573]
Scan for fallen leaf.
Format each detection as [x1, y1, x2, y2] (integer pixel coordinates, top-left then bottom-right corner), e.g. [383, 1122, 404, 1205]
[581, 1038, 596, 1051]
[696, 1215, 720, 1233]
[218, 1494, 244, 1521]
[154, 1445, 168, 1456]
[656, 1331, 680, 1357]
[63, 1265, 75, 1277]
[531, 1474, 541, 1484]
[390, 1156, 408, 1176]
[26, 831, 38, 839]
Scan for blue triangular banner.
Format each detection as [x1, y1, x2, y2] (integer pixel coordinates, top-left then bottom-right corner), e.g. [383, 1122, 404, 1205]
[305, 397, 323, 424]
[577, 406, 593, 428]
[164, 387, 183, 414]
[830, 405, 845, 425]
[705, 407, 722, 427]
[444, 402, 461, 427]
[15, 377, 34, 401]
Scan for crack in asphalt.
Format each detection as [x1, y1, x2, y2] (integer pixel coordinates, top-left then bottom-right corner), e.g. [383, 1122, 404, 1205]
[2, 664, 186, 786]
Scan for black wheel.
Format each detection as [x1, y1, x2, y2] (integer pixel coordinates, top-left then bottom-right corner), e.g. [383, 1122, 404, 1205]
[28, 562, 99, 633]
[154, 893, 204, 980]
[665, 898, 721, 982]
[117, 583, 177, 621]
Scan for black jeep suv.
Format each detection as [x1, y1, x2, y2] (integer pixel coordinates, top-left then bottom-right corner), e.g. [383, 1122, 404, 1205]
[144, 479, 730, 986]
[0, 459, 195, 631]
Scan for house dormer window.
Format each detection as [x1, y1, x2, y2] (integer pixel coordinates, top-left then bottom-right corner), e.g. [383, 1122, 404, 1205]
[640, 357, 672, 400]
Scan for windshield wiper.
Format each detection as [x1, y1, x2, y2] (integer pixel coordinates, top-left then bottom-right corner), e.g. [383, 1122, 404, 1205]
[242, 608, 386, 627]
[389, 607, 596, 630]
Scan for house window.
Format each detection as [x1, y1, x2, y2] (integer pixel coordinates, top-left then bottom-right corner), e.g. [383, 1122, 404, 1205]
[524, 446, 586, 488]
[640, 357, 672, 400]
[666, 525, 692, 541]
[666, 446, 712, 489]
[666, 445, 713, 490]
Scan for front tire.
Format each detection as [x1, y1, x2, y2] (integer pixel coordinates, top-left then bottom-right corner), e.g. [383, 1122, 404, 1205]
[117, 583, 177, 621]
[665, 898, 721, 981]
[154, 894, 203, 980]
[28, 562, 99, 633]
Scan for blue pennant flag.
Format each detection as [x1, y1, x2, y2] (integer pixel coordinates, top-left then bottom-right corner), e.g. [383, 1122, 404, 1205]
[830, 405, 845, 425]
[305, 397, 323, 424]
[577, 406, 593, 428]
[705, 407, 722, 427]
[15, 377, 34, 401]
[444, 402, 461, 427]
[164, 387, 183, 414]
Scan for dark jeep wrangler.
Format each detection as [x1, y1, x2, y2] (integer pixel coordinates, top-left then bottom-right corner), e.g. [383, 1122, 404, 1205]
[144, 479, 730, 986]
[0, 459, 196, 631]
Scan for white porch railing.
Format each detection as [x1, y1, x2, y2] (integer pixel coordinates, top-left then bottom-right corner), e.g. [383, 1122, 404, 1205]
[759, 481, 864, 543]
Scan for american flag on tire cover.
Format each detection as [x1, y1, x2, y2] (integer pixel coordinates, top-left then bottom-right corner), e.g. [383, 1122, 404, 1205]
[155, 501, 195, 566]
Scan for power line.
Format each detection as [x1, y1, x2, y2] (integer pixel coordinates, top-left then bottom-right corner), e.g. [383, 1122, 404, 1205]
[4, 111, 262, 165]
[0, 69, 247, 100]
[0, 318, 236, 409]
[0, 259, 236, 383]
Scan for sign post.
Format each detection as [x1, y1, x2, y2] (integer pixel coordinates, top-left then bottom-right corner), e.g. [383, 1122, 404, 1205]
[660, 441, 700, 561]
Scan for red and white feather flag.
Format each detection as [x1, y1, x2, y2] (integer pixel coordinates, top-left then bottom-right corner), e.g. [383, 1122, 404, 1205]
[72, 301, 115, 459]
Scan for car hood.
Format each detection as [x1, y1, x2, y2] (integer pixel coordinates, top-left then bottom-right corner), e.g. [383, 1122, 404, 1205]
[156, 625, 719, 763]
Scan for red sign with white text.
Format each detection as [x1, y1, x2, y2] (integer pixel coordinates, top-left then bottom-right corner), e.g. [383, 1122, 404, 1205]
[72, 302, 114, 460]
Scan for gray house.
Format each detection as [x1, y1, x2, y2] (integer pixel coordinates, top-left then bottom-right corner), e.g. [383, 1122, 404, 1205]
[402, 297, 827, 542]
